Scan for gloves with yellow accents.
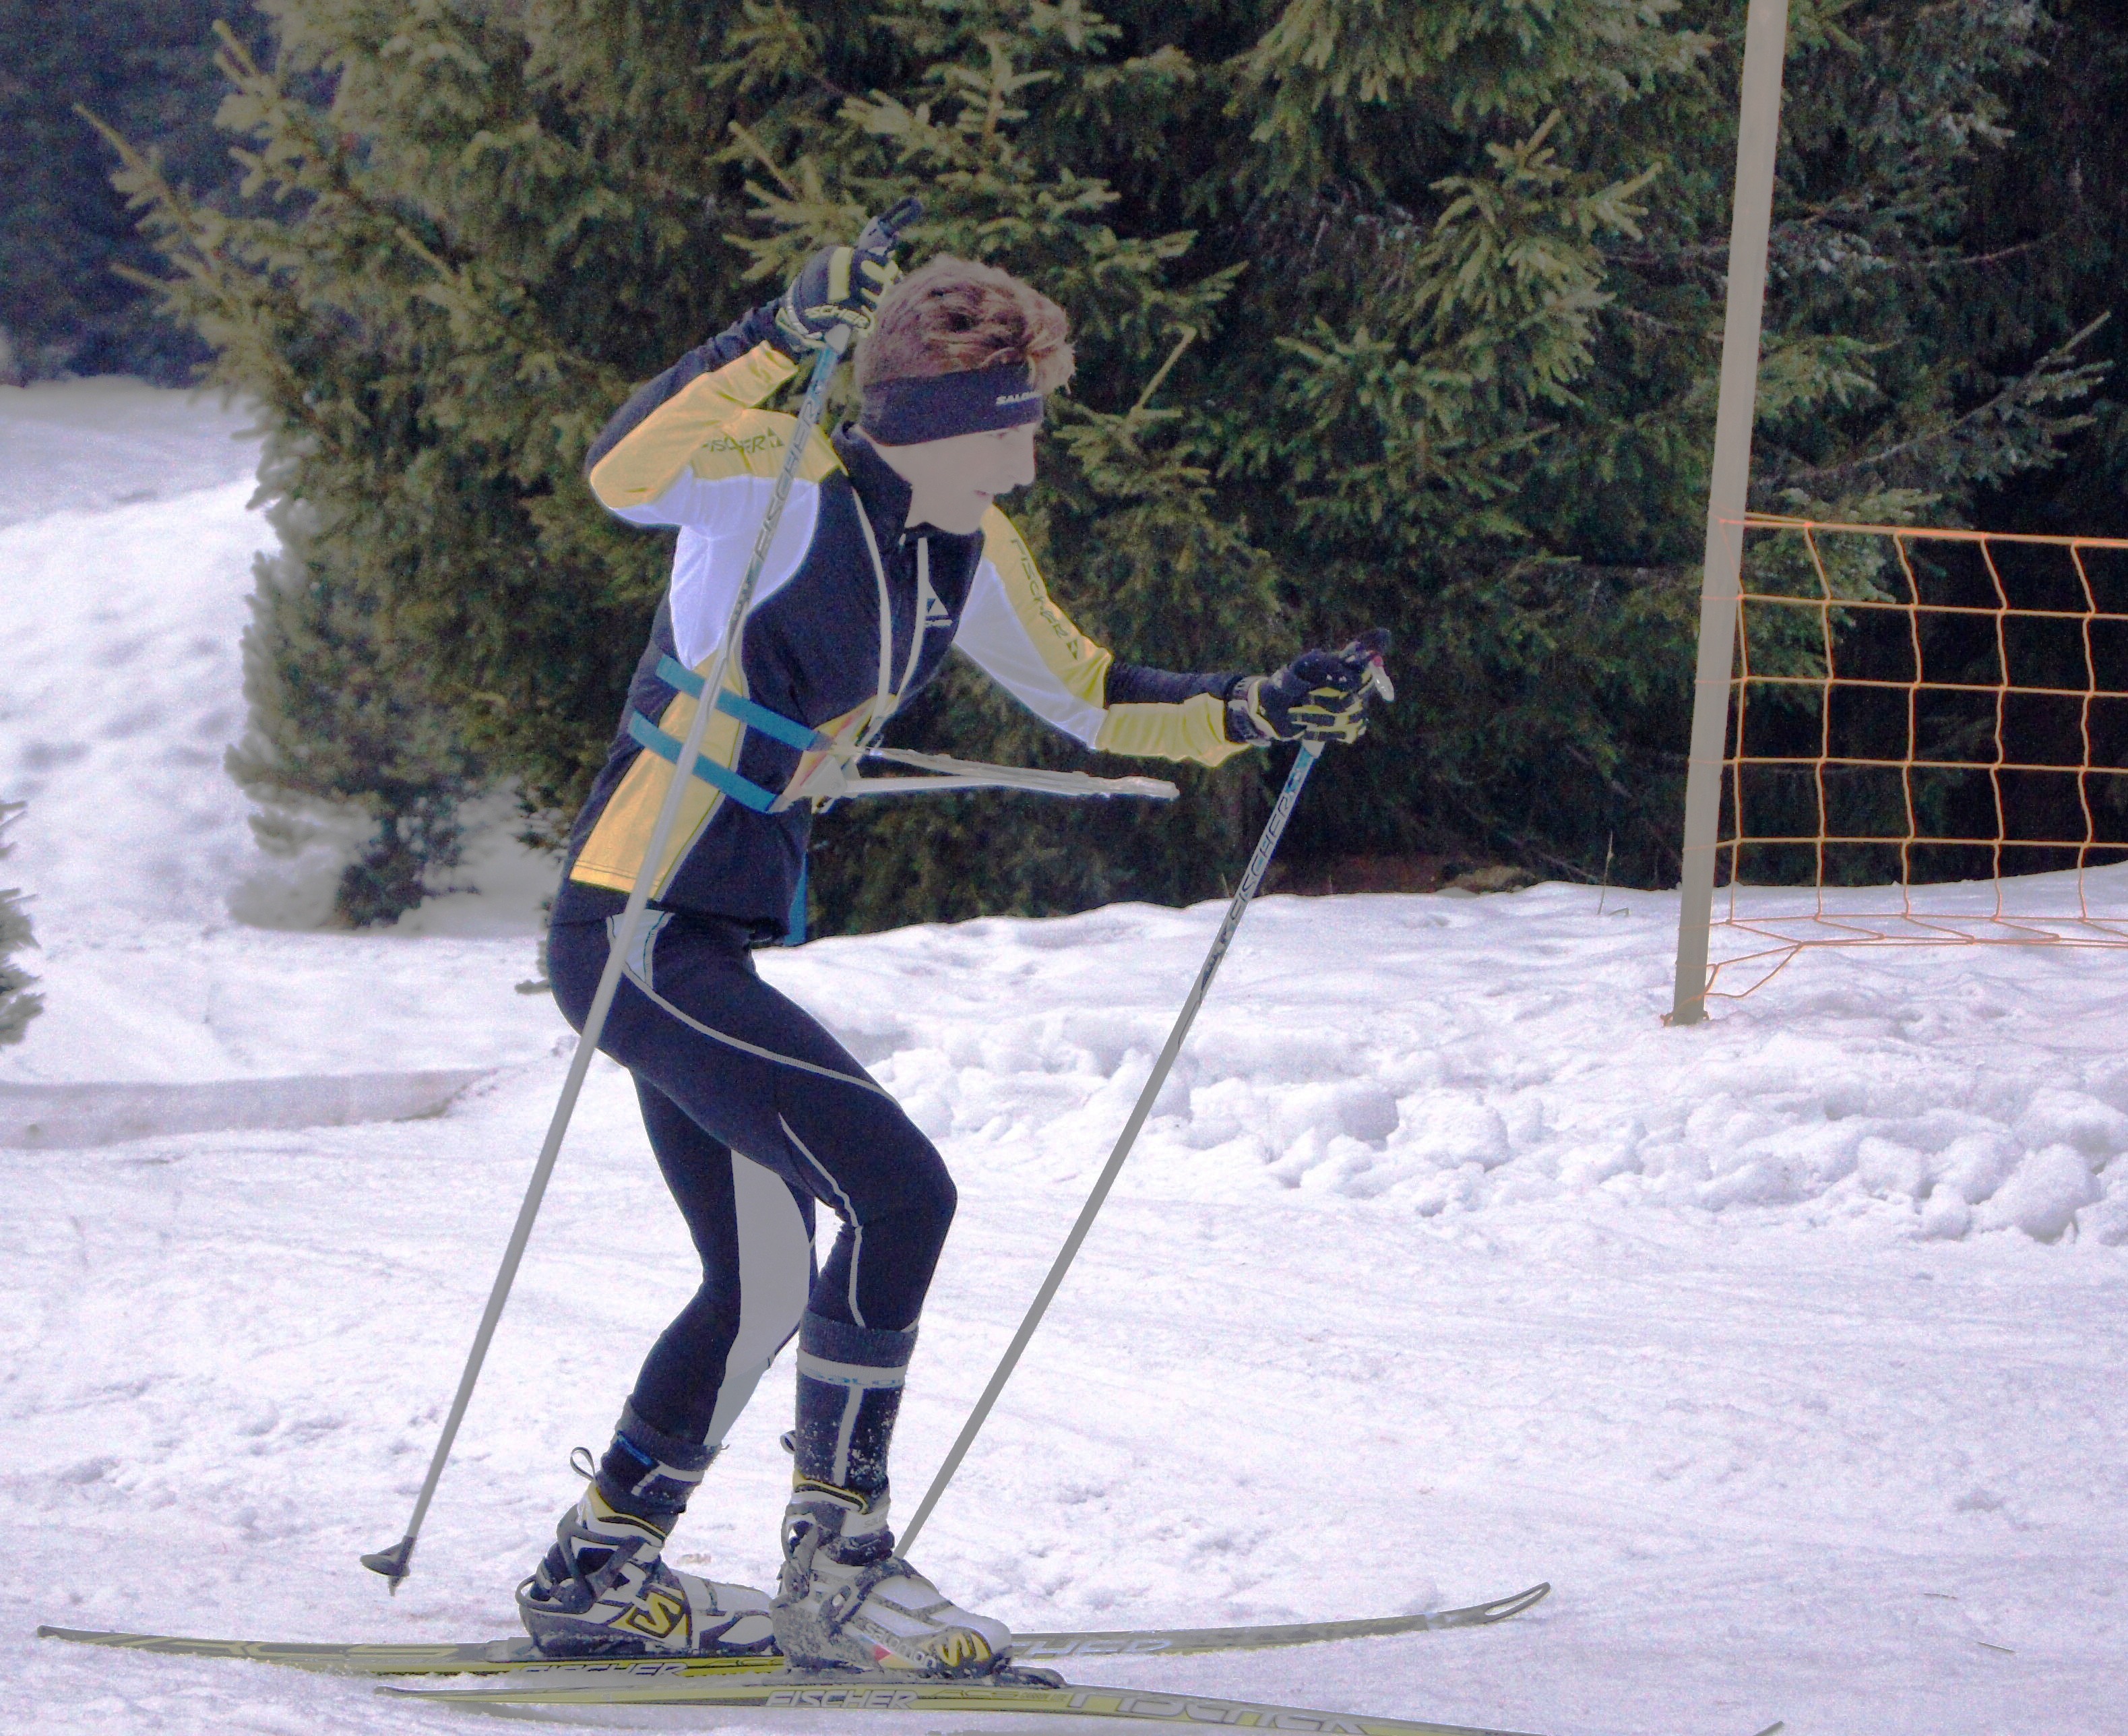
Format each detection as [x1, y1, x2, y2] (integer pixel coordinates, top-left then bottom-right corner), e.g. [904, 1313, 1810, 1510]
[772, 241, 902, 356]
[1227, 629, 1394, 745]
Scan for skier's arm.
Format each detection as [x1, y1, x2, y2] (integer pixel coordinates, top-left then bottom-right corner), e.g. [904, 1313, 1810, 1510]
[584, 303, 821, 526]
[956, 511, 1251, 768]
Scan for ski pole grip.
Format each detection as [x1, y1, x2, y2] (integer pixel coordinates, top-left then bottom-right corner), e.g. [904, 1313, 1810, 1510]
[857, 196, 924, 254]
[1344, 627, 1394, 703]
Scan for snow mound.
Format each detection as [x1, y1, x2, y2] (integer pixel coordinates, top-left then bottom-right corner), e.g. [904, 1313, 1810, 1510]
[763, 881, 2128, 1247]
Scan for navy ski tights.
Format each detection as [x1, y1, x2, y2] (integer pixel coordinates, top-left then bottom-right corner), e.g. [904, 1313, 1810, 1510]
[547, 911, 956, 1449]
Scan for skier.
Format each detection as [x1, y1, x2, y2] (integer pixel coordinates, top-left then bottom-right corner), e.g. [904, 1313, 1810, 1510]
[519, 235, 1389, 1675]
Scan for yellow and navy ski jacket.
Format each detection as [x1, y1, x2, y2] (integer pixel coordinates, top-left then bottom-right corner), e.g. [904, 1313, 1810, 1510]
[553, 305, 1250, 938]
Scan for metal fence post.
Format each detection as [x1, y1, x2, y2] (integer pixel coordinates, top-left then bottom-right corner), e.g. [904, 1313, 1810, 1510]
[1670, 0, 1795, 1026]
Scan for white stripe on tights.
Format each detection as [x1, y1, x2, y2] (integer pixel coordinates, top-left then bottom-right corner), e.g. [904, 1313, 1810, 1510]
[780, 1114, 865, 1329]
[621, 965, 891, 1100]
[699, 1152, 813, 1448]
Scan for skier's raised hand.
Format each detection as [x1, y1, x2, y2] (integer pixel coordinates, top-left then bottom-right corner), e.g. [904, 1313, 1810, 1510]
[1228, 629, 1394, 745]
[773, 239, 902, 356]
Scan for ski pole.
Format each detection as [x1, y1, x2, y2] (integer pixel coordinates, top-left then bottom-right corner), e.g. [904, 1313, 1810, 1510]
[362, 198, 922, 1590]
[898, 737, 1327, 1553]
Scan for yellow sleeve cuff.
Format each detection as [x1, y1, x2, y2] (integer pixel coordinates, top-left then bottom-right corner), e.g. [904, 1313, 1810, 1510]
[1094, 693, 1252, 767]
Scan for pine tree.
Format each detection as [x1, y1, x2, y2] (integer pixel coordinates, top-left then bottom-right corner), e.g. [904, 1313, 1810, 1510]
[104, 0, 1286, 929]
[0, 803, 42, 1046]
[92, 110, 495, 927]
[223, 428, 487, 926]
[727, 0, 2107, 896]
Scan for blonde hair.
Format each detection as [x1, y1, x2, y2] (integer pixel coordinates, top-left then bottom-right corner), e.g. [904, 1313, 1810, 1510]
[856, 256, 1075, 394]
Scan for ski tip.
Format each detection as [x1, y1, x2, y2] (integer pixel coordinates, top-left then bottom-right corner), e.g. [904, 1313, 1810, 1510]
[1464, 1582, 1551, 1625]
[360, 1537, 415, 1592]
[1748, 1724, 1785, 1736]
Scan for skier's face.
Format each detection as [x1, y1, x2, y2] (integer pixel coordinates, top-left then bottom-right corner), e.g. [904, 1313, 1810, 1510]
[868, 422, 1039, 535]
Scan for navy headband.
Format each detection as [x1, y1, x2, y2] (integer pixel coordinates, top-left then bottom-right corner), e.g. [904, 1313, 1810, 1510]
[859, 364, 1044, 445]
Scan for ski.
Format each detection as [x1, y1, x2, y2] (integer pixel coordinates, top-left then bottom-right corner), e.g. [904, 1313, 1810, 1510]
[34, 1582, 1546, 1677]
[384, 1664, 1548, 1735]
[1019, 1583, 1551, 1659]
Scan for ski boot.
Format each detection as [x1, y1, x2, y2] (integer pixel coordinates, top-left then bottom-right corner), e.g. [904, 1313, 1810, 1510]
[517, 1408, 774, 1658]
[771, 1479, 1013, 1675]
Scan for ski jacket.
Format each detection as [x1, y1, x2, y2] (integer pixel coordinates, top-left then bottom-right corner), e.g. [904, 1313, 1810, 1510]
[554, 306, 1248, 938]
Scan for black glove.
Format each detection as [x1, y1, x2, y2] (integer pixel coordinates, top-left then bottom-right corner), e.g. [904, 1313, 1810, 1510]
[1228, 629, 1394, 745]
[772, 241, 901, 356]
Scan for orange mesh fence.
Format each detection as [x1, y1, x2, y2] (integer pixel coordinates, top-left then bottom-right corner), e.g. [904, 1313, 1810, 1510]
[1706, 514, 2128, 1001]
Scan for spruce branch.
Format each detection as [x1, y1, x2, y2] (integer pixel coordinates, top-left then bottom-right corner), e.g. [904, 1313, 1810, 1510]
[728, 119, 803, 199]
[1127, 326, 1197, 421]
[1774, 313, 2110, 490]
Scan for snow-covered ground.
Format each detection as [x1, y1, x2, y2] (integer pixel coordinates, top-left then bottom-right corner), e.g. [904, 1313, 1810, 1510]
[1, 381, 2122, 1736]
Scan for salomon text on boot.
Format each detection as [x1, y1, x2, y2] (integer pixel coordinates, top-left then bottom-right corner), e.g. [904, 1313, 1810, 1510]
[517, 1405, 773, 1657]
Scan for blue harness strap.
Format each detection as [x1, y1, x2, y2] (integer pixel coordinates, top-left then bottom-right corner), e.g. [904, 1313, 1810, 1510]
[642, 658, 824, 937]
[656, 656, 832, 753]
[626, 711, 780, 813]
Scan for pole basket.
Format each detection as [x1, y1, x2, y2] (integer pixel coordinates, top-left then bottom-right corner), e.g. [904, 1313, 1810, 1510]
[1687, 513, 2128, 1006]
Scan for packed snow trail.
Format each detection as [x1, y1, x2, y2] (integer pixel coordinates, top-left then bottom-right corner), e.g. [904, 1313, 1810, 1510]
[4, 1039, 2121, 1735]
[0, 382, 2121, 1735]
